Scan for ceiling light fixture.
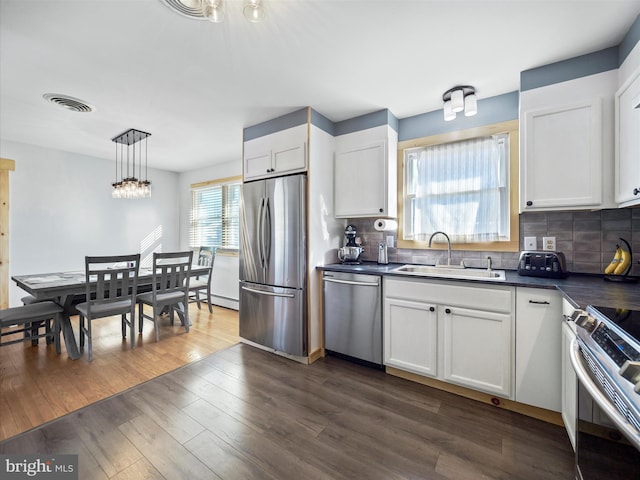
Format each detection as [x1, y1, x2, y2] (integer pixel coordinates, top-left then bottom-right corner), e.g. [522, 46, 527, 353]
[160, 0, 266, 22]
[111, 129, 152, 199]
[442, 86, 477, 121]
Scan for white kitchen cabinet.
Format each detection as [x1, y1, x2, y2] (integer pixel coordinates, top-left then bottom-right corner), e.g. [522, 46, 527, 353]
[615, 70, 640, 207]
[519, 71, 617, 212]
[561, 320, 577, 451]
[521, 99, 603, 210]
[515, 287, 562, 412]
[384, 277, 515, 398]
[243, 124, 307, 181]
[384, 297, 438, 377]
[443, 305, 513, 397]
[334, 125, 397, 218]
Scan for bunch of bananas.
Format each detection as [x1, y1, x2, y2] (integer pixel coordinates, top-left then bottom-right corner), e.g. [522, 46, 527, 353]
[604, 244, 632, 275]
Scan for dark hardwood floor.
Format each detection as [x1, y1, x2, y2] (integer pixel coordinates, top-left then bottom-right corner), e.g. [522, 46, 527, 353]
[0, 343, 575, 479]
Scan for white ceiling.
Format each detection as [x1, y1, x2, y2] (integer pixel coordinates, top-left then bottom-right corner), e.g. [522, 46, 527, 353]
[1, 0, 639, 173]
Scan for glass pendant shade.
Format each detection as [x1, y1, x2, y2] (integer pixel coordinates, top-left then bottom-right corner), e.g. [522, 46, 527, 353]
[450, 89, 464, 113]
[443, 100, 456, 121]
[243, 0, 265, 22]
[464, 93, 478, 117]
[202, 0, 225, 22]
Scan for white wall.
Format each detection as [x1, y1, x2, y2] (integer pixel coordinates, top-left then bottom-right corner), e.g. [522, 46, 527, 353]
[3, 140, 180, 306]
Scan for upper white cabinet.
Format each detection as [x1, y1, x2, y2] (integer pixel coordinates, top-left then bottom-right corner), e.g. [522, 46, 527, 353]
[334, 125, 397, 218]
[515, 287, 563, 412]
[615, 70, 640, 207]
[520, 71, 617, 212]
[243, 124, 307, 181]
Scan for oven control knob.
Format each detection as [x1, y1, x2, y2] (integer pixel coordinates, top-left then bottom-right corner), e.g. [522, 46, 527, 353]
[575, 313, 597, 332]
[620, 361, 640, 387]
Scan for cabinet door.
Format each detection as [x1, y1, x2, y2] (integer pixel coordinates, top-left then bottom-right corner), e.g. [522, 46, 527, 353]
[615, 73, 640, 206]
[384, 297, 438, 377]
[273, 142, 306, 175]
[244, 150, 272, 180]
[442, 306, 513, 397]
[515, 288, 562, 411]
[561, 321, 577, 451]
[335, 142, 388, 217]
[522, 99, 602, 210]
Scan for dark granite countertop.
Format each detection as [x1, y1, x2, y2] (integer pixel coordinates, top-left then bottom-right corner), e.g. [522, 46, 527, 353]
[317, 262, 640, 311]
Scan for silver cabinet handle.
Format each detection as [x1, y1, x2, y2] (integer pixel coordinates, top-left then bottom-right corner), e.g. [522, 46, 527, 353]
[569, 338, 640, 450]
[241, 286, 295, 298]
[322, 277, 379, 287]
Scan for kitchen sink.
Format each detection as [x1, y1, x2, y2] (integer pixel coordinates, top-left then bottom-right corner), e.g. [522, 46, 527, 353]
[393, 264, 506, 281]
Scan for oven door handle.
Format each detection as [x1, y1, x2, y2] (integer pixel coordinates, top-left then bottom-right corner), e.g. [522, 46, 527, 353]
[569, 338, 640, 450]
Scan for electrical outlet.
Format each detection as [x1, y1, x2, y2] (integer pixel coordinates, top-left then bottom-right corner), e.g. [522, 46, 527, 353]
[386, 235, 395, 248]
[524, 236, 537, 250]
[543, 236, 556, 251]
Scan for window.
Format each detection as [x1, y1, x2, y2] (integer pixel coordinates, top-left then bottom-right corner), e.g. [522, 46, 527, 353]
[190, 177, 241, 249]
[398, 120, 519, 252]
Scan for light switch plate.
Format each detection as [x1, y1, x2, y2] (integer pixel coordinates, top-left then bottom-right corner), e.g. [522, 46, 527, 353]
[524, 236, 537, 250]
[386, 235, 395, 248]
[543, 236, 556, 251]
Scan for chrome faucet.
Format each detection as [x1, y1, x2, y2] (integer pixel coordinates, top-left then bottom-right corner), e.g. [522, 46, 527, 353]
[487, 255, 493, 272]
[428, 231, 452, 266]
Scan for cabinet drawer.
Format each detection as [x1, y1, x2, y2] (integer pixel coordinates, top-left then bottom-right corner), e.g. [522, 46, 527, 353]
[385, 278, 514, 313]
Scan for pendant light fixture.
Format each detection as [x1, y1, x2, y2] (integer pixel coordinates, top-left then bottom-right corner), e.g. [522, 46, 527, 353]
[111, 129, 152, 199]
[442, 86, 478, 121]
[160, 0, 266, 23]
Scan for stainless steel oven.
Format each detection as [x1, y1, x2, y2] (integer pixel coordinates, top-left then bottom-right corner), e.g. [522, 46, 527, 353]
[570, 305, 640, 479]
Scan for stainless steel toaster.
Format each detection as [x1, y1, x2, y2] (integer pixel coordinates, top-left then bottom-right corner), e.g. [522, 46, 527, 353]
[517, 251, 568, 278]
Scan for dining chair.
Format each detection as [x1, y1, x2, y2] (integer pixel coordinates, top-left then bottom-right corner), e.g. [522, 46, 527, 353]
[0, 301, 62, 353]
[75, 254, 141, 361]
[188, 246, 215, 313]
[137, 251, 193, 342]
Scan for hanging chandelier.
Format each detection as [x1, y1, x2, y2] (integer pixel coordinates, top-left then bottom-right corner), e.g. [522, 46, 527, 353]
[111, 129, 152, 199]
[160, 0, 266, 23]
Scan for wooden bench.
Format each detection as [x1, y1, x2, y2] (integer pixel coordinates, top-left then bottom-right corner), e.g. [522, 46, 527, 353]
[0, 302, 63, 353]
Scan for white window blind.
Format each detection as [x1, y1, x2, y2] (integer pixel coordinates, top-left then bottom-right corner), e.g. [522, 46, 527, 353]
[190, 181, 241, 248]
[404, 134, 510, 244]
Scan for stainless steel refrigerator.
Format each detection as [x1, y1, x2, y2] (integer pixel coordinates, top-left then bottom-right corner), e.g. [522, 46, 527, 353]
[239, 174, 307, 356]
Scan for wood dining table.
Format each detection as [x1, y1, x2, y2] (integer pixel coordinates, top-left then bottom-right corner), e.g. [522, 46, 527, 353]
[12, 265, 210, 360]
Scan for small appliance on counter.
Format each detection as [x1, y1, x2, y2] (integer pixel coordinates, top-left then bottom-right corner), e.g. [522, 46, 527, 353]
[337, 224, 364, 264]
[517, 250, 568, 278]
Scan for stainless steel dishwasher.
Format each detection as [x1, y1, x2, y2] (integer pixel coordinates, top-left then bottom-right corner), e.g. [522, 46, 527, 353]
[322, 271, 382, 366]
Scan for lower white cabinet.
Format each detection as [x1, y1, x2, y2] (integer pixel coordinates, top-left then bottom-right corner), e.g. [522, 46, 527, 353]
[384, 297, 437, 377]
[443, 306, 513, 397]
[384, 277, 515, 398]
[515, 287, 563, 412]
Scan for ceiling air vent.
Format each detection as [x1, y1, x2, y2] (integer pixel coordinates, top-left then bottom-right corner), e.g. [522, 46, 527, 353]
[160, 0, 206, 20]
[43, 93, 95, 113]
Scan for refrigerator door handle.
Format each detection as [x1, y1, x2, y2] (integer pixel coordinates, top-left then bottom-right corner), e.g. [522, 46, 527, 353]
[241, 286, 295, 298]
[257, 197, 265, 269]
[263, 196, 271, 266]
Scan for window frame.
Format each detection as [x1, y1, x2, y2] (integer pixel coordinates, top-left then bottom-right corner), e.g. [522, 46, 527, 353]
[396, 120, 519, 253]
[189, 175, 242, 250]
